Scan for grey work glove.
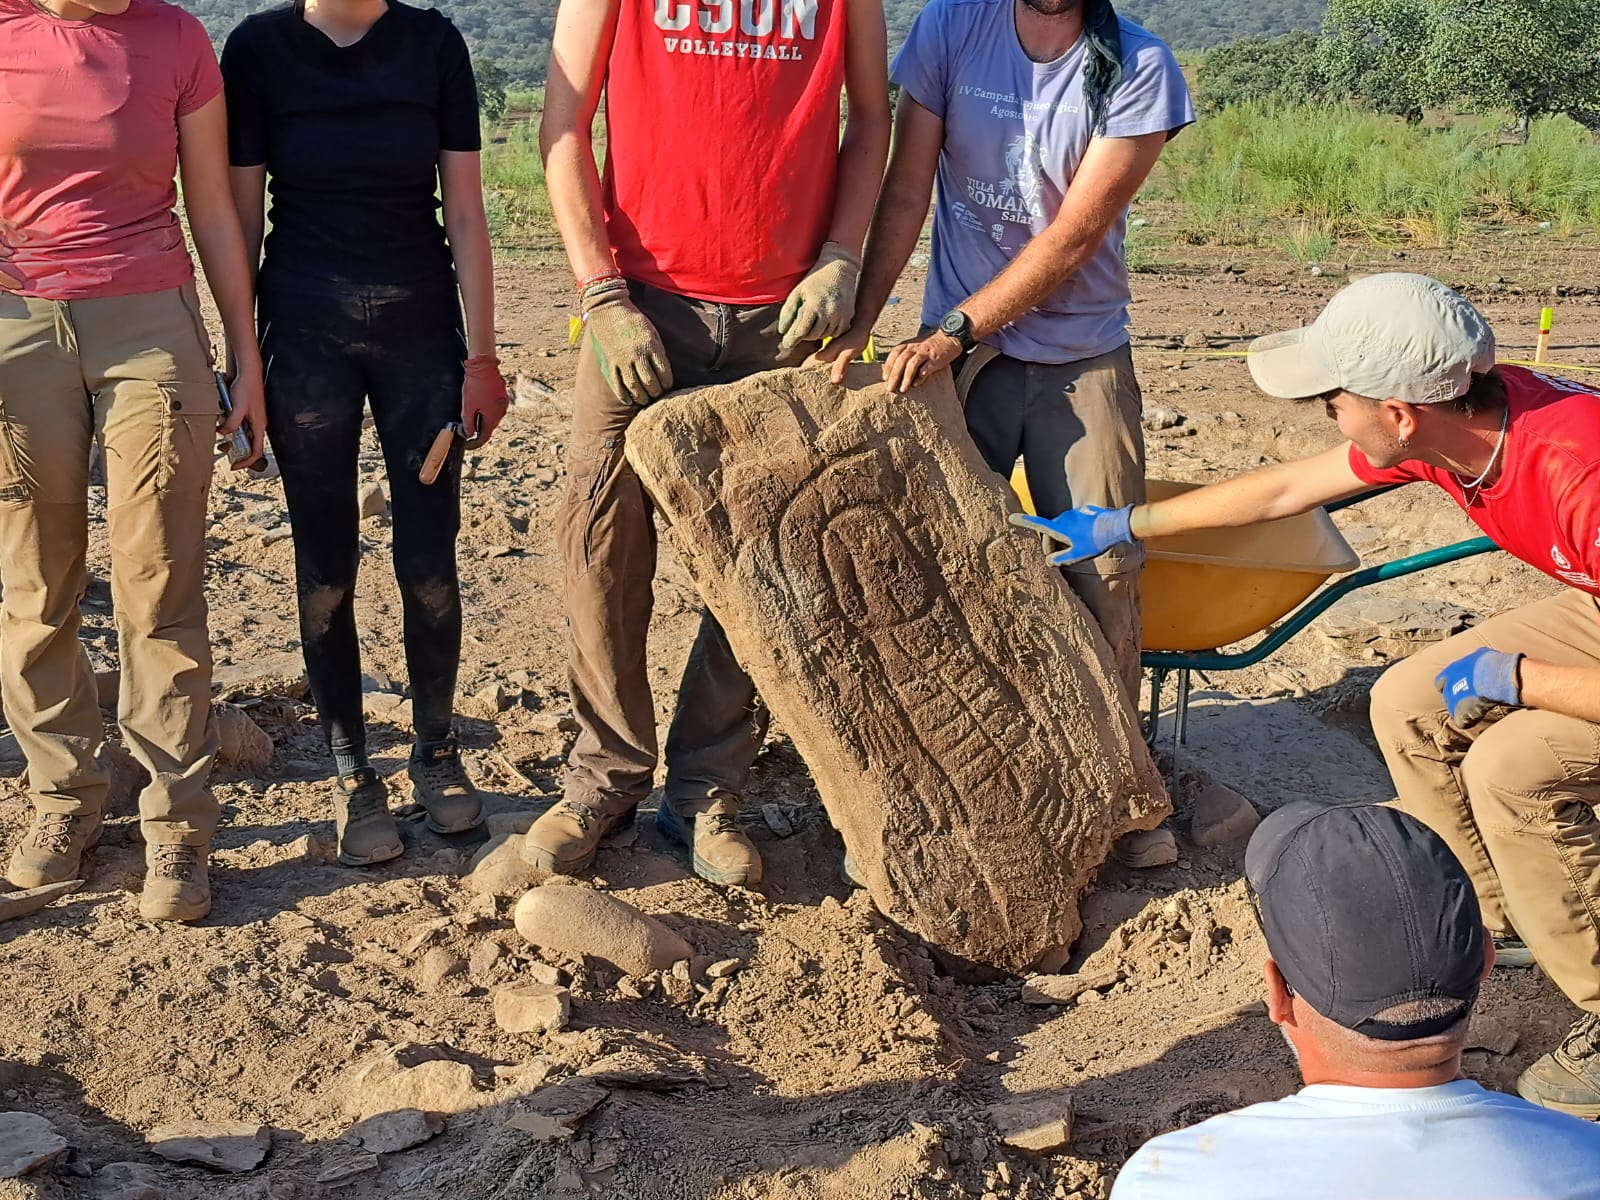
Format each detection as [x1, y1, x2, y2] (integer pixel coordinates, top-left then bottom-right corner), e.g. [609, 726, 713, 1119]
[778, 241, 863, 354]
[583, 285, 673, 406]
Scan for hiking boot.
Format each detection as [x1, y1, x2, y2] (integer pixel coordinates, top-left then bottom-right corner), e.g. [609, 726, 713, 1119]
[6, 810, 102, 889]
[1492, 934, 1537, 969]
[656, 793, 762, 887]
[139, 843, 211, 922]
[1113, 826, 1178, 869]
[334, 768, 404, 867]
[1518, 1012, 1600, 1117]
[407, 739, 483, 835]
[521, 799, 633, 875]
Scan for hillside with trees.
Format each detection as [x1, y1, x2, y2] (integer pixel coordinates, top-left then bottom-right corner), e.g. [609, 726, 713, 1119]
[180, 0, 1328, 86]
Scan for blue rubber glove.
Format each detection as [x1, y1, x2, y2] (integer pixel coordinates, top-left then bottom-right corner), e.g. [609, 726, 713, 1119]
[1008, 504, 1136, 567]
[1434, 647, 1523, 727]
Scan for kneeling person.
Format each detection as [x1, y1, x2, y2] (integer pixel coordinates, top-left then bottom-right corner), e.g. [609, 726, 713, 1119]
[1019, 274, 1600, 1112]
[1113, 802, 1600, 1200]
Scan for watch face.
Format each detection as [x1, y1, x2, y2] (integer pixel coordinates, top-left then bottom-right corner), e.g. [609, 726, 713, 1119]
[941, 311, 965, 336]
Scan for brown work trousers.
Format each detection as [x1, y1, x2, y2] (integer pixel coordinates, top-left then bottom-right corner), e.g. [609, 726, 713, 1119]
[962, 342, 1146, 703]
[560, 280, 807, 817]
[1370, 588, 1600, 1011]
[0, 285, 220, 845]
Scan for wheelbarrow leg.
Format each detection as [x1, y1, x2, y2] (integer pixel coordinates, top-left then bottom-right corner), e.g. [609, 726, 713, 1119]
[1176, 669, 1192, 747]
[1144, 666, 1167, 750]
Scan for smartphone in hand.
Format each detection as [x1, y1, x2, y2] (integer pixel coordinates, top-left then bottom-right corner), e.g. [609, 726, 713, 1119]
[215, 371, 254, 467]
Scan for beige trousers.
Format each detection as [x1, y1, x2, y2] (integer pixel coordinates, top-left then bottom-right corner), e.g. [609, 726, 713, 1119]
[0, 284, 220, 844]
[1370, 588, 1600, 1011]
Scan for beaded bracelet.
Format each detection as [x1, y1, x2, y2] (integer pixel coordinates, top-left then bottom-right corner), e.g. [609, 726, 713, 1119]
[578, 276, 630, 311]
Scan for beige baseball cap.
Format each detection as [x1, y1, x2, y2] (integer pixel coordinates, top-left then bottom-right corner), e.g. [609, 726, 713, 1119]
[1248, 273, 1497, 405]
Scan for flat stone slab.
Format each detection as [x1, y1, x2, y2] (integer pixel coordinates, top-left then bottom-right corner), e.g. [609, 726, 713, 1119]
[146, 1120, 270, 1173]
[0, 1111, 70, 1178]
[626, 365, 1168, 973]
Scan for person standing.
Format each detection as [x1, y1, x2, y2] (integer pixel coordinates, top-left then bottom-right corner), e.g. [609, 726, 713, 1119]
[223, 0, 507, 866]
[523, 0, 891, 886]
[1, 0, 266, 921]
[815, 0, 1190, 866]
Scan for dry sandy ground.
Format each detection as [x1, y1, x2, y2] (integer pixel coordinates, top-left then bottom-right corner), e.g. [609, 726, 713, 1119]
[2, 235, 1598, 1200]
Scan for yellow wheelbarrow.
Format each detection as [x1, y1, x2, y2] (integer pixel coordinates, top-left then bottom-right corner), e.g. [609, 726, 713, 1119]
[1010, 469, 1499, 749]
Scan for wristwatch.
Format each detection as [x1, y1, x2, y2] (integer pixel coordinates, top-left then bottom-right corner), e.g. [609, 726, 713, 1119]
[939, 308, 977, 351]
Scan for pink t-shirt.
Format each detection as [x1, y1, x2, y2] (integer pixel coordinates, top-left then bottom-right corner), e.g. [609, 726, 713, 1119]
[0, 0, 222, 300]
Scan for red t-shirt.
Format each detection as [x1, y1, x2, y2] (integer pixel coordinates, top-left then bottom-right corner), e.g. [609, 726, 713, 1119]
[602, 0, 849, 304]
[1349, 366, 1600, 596]
[0, 0, 222, 300]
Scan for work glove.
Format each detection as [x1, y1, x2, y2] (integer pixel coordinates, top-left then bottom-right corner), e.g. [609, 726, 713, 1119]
[462, 354, 509, 445]
[582, 283, 673, 406]
[778, 241, 863, 354]
[1435, 647, 1523, 727]
[1009, 504, 1136, 567]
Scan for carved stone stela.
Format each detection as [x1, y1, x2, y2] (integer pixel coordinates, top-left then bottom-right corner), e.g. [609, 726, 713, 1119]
[627, 365, 1169, 973]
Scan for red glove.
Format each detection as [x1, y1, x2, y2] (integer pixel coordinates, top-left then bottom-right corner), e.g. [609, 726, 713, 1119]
[462, 354, 509, 446]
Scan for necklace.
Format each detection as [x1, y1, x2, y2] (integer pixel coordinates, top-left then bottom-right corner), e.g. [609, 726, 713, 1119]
[1456, 403, 1510, 504]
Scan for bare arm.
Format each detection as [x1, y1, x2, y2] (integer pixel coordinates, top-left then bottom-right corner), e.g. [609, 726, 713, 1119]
[177, 93, 265, 463]
[441, 150, 497, 358]
[1520, 661, 1600, 723]
[962, 130, 1167, 339]
[825, 0, 891, 255]
[228, 164, 267, 285]
[1130, 443, 1374, 540]
[814, 96, 944, 379]
[539, 0, 621, 282]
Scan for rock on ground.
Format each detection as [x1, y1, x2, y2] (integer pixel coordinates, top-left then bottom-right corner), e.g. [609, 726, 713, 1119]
[0, 1111, 69, 1178]
[987, 1093, 1074, 1153]
[91, 1162, 165, 1199]
[344, 1108, 445, 1154]
[465, 833, 545, 899]
[340, 1045, 488, 1119]
[493, 981, 571, 1034]
[146, 1120, 271, 1173]
[1189, 782, 1261, 847]
[213, 703, 273, 772]
[625, 365, 1168, 973]
[514, 885, 691, 976]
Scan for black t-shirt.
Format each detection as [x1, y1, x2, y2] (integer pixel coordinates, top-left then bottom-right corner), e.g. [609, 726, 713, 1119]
[222, 1, 481, 286]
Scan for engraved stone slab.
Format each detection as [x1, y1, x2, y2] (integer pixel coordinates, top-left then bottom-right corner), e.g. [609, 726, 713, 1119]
[626, 365, 1169, 973]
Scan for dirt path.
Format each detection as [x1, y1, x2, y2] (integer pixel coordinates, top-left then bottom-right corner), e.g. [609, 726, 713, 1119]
[2, 237, 1598, 1200]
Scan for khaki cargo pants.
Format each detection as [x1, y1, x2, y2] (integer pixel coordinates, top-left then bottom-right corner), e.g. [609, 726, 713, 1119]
[560, 280, 808, 818]
[961, 342, 1146, 704]
[1370, 588, 1600, 1011]
[0, 284, 220, 845]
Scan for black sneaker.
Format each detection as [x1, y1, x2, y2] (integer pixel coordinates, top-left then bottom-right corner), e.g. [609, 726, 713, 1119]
[334, 768, 404, 866]
[407, 738, 483, 835]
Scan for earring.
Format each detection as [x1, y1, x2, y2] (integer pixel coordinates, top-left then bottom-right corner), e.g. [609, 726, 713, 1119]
[1398, 438, 1410, 448]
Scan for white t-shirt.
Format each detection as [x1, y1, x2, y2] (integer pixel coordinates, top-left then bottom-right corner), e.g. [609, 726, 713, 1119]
[1111, 1080, 1600, 1200]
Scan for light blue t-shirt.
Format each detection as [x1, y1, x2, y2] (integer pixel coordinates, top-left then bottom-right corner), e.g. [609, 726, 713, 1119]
[1111, 1081, 1600, 1200]
[891, 0, 1192, 364]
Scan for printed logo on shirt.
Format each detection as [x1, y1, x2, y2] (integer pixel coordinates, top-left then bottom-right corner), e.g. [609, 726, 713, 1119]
[949, 201, 986, 233]
[655, 0, 816, 59]
[962, 134, 1047, 242]
[1551, 543, 1599, 590]
[1553, 544, 1572, 570]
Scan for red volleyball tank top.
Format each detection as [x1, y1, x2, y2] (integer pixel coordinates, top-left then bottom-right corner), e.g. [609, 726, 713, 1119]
[603, 0, 848, 304]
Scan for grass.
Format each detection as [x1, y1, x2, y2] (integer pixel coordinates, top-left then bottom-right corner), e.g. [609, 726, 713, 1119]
[1150, 103, 1600, 249]
[476, 101, 1600, 256]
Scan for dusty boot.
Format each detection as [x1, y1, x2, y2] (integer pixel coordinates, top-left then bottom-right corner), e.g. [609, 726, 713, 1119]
[521, 799, 633, 875]
[6, 811, 102, 889]
[334, 768, 404, 867]
[1518, 1012, 1600, 1117]
[656, 792, 762, 887]
[407, 738, 483, 834]
[1113, 826, 1178, 869]
[139, 844, 211, 922]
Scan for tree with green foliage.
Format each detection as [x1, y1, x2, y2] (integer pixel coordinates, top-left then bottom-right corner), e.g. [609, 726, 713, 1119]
[1322, 0, 1600, 133]
[475, 57, 510, 124]
[1195, 30, 1328, 112]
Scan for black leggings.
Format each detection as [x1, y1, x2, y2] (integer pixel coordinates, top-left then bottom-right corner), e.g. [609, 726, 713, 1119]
[259, 269, 464, 764]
